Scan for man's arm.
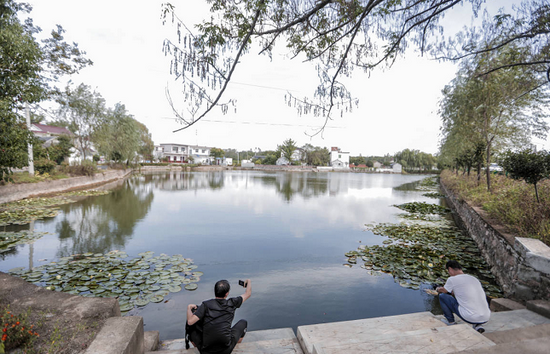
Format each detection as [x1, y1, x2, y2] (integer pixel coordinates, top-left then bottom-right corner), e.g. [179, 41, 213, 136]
[436, 286, 448, 294]
[187, 304, 200, 325]
[241, 279, 252, 303]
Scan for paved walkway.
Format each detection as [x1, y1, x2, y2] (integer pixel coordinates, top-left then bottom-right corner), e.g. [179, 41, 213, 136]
[146, 307, 550, 354]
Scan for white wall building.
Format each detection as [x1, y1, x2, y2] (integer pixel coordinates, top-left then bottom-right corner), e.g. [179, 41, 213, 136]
[330, 147, 350, 168]
[155, 143, 214, 164]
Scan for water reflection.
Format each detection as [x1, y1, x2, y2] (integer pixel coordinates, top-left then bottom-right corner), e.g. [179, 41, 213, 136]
[1, 171, 446, 338]
[47, 177, 154, 256]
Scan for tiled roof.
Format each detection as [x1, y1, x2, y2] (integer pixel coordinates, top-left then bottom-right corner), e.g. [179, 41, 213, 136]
[31, 123, 72, 135]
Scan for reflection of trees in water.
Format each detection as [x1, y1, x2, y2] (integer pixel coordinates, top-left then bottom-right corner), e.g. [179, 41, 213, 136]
[144, 171, 224, 191]
[259, 173, 330, 202]
[55, 178, 154, 256]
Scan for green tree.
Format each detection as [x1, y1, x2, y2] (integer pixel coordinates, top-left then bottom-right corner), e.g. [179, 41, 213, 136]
[95, 103, 140, 163]
[350, 156, 366, 166]
[56, 83, 106, 160]
[48, 134, 73, 164]
[439, 40, 549, 191]
[0, 1, 91, 181]
[210, 147, 225, 159]
[277, 139, 297, 163]
[136, 121, 154, 162]
[261, 151, 279, 165]
[500, 149, 550, 203]
[308, 147, 330, 166]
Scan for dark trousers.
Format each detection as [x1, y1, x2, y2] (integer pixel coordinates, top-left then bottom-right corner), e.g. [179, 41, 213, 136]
[190, 319, 248, 354]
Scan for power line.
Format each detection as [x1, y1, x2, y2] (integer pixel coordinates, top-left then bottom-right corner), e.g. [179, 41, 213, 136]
[159, 116, 344, 129]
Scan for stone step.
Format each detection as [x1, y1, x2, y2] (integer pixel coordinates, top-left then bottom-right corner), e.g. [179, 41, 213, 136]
[483, 308, 550, 333]
[297, 311, 447, 354]
[312, 324, 494, 354]
[483, 323, 550, 344]
[153, 328, 298, 353]
[451, 336, 550, 354]
[526, 300, 550, 319]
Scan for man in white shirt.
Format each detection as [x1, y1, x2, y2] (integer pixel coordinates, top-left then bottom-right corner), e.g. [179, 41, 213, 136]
[436, 260, 491, 333]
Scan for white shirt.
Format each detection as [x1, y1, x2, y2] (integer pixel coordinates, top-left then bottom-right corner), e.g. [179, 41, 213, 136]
[444, 273, 491, 323]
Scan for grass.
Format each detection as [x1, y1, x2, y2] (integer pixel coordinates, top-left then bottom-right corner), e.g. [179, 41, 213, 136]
[4, 172, 69, 185]
[441, 170, 550, 246]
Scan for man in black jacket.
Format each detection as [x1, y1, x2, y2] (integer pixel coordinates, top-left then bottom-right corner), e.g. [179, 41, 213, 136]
[187, 279, 252, 354]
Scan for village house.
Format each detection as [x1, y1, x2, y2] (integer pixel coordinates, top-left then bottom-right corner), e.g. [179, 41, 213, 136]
[154, 143, 214, 164]
[330, 147, 350, 168]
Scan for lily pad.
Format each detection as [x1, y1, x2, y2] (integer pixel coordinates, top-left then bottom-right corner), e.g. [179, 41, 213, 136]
[184, 284, 198, 291]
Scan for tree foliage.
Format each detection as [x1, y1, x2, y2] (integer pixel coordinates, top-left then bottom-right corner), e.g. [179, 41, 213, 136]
[500, 149, 550, 203]
[94, 103, 141, 163]
[277, 138, 297, 162]
[0, 0, 91, 181]
[136, 121, 154, 162]
[439, 34, 549, 191]
[394, 149, 437, 171]
[162, 1, 549, 134]
[209, 147, 225, 158]
[56, 83, 106, 160]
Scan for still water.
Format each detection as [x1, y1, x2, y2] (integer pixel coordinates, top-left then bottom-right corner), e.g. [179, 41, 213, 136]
[1, 171, 447, 339]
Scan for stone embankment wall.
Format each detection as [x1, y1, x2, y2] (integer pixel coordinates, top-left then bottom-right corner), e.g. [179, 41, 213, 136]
[0, 169, 132, 204]
[440, 181, 550, 302]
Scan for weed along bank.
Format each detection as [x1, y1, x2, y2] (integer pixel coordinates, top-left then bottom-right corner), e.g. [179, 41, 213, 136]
[1, 171, 548, 352]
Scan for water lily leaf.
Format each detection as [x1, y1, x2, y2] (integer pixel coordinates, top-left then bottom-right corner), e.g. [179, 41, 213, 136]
[184, 284, 198, 291]
[151, 295, 164, 303]
[168, 286, 182, 293]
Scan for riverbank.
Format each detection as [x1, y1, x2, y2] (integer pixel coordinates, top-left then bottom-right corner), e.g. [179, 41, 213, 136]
[440, 176, 550, 302]
[0, 169, 132, 204]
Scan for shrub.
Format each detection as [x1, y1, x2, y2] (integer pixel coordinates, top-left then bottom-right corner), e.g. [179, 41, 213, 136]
[60, 160, 97, 176]
[34, 158, 56, 174]
[0, 307, 39, 353]
[140, 163, 169, 166]
[441, 170, 550, 245]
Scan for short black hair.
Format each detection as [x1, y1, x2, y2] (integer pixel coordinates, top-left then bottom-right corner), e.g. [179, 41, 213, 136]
[215, 280, 230, 298]
[446, 260, 462, 270]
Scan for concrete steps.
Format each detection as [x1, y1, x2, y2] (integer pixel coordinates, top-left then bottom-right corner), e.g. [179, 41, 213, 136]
[145, 302, 550, 354]
[297, 311, 447, 354]
[313, 324, 494, 354]
[149, 328, 303, 354]
[297, 309, 550, 354]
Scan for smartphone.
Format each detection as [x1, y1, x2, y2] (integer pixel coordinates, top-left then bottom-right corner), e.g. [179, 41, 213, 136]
[238, 280, 247, 288]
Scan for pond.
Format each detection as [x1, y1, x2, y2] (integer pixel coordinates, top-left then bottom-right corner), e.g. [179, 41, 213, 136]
[0, 171, 495, 340]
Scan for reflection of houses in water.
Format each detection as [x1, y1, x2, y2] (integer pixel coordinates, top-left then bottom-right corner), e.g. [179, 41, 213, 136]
[260, 172, 354, 201]
[148, 171, 225, 191]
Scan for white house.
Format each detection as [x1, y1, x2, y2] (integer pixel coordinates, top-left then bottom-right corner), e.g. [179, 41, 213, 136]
[330, 147, 350, 168]
[373, 161, 382, 169]
[155, 143, 214, 164]
[392, 163, 403, 173]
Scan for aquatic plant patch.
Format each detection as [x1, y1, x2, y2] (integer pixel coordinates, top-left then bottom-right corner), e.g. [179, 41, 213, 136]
[0, 190, 110, 226]
[8, 251, 202, 314]
[0, 231, 49, 254]
[422, 192, 445, 199]
[346, 223, 501, 297]
[393, 202, 450, 215]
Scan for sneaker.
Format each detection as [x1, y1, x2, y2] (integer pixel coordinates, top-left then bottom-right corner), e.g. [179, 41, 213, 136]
[440, 318, 457, 326]
[473, 323, 485, 333]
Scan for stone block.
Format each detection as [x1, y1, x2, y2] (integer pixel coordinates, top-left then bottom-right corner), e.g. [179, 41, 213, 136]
[85, 316, 144, 354]
[526, 300, 550, 319]
[144, 330, 159, 351]
[525, 252, 550, 276]
[517, 265, 541, 283]
[490, 298, 525, 312]
[513, 284, 536, 301]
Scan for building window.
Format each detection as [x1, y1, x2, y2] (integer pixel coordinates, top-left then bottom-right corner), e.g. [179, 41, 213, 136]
[173, 156, 177, 161]
[339, 154, 341, 158]
[162, 148, 164, 152]
[202, 149, 206, 153]
[182, 147, 186, 152]
[173, 147, 178, 153]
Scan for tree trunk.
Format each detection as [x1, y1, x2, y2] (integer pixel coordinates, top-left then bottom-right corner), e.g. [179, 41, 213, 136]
[535, 182, 540, 203]
[486, 143, 491, 193]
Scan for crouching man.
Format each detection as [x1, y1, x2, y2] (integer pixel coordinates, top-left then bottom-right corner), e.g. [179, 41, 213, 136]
[436, 260, 490, 333]
[186, 279, 251, 354]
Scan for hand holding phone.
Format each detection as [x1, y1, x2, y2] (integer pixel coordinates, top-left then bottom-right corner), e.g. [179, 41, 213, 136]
[238, 280, 247, 288]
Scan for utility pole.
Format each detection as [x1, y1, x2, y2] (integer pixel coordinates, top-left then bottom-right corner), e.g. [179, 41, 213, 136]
[26, 103, 34, 176]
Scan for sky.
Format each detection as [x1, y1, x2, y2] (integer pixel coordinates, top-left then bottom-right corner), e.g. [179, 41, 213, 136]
[26, 0, 549, 156]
